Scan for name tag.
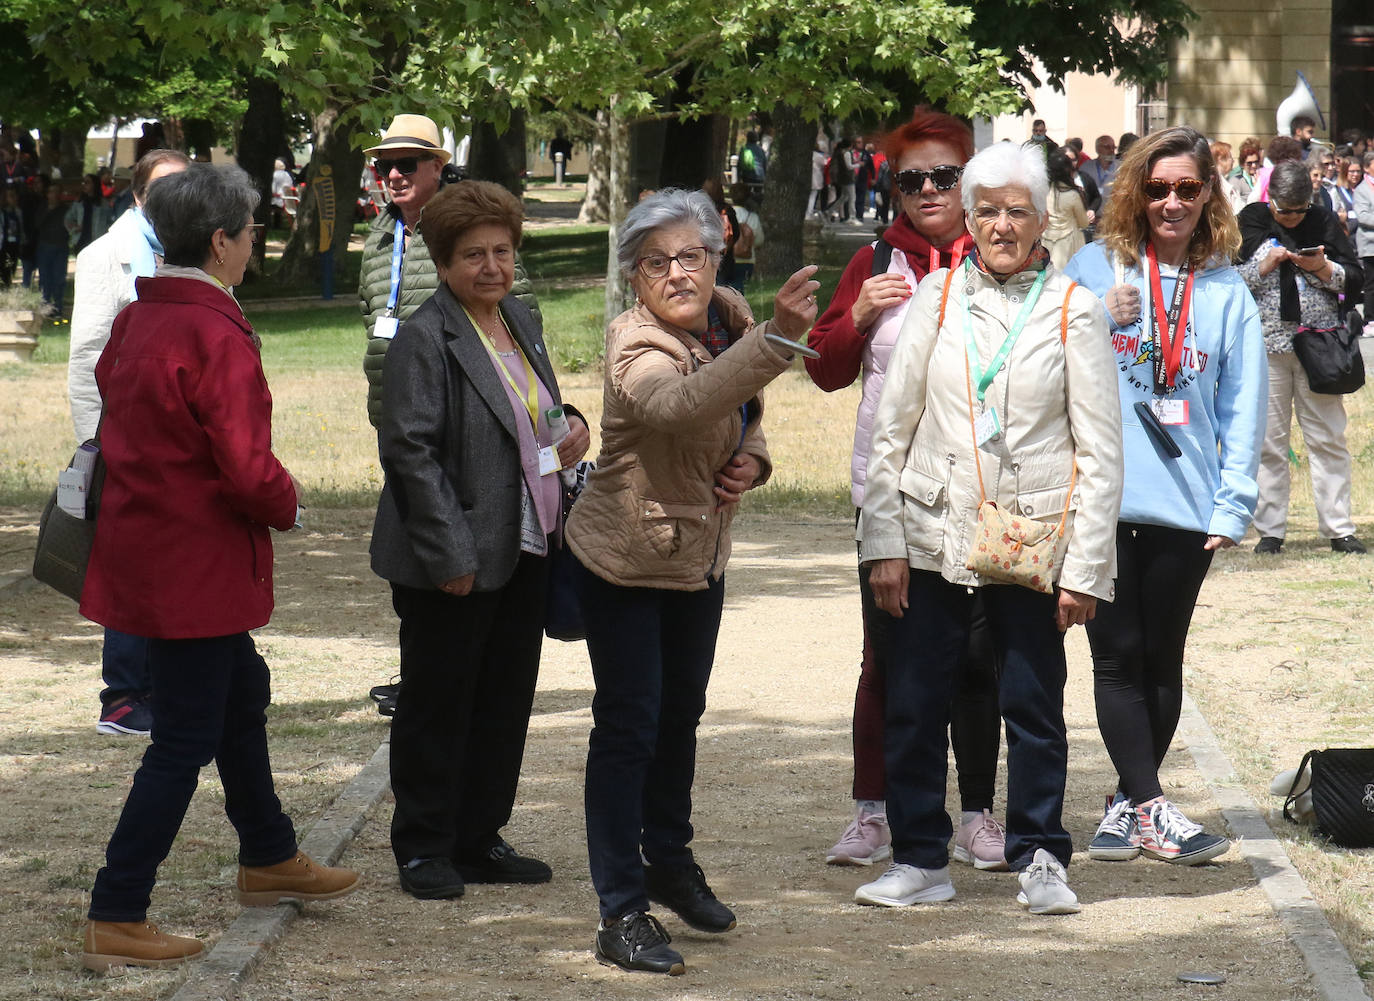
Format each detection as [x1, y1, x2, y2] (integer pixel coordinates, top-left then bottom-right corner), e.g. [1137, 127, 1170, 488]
[537, 445, 560, 476]
[974, 406, 1003, 448]
[373, 316, 400, 340]
[1152, 398, 1189, 426]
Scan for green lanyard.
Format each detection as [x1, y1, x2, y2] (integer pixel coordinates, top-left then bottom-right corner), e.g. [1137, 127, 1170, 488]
[960, 259, 1047, 404]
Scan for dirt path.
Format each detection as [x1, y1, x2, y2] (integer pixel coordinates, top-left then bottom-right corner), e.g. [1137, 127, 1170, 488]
[2, 510, 1366, 1000]
[245, 518, 1322, 1001]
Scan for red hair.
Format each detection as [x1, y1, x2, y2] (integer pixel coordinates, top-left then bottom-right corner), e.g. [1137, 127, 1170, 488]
[882, 107, 975, 168]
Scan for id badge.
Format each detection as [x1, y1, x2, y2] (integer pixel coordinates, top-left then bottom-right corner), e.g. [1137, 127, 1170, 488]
[974, 406, 1002, 448]
[1151, 398, 1189, 426]
[537, 444, 560, 476]
[373, 316, 400, 340]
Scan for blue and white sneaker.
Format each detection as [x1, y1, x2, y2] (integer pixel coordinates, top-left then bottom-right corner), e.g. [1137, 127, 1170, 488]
[1088, 793, 1141, 861]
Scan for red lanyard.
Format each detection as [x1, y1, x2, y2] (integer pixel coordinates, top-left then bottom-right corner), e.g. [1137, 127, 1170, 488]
[932, 233, 972, 275]
[1145, 242, 1194, 393]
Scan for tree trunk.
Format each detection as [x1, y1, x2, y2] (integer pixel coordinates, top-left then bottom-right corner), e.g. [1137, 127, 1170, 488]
[577, 108, 610, 224]
[759, 101, 811, 279]
[468, 109, 527, 196]
[58, 126, 88, 182]
[236, 77, 286, 275]
[274, 102, 362, 287]
[603, 99, 634, 325]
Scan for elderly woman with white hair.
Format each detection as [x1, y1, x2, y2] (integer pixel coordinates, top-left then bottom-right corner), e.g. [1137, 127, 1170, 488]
[566, 187, 819, 975]
[856, 142, 1123, 915]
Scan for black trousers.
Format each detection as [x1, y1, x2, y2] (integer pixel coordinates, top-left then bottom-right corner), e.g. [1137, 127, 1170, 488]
[388, 549, 549, 866]
[579, 559, 725, 921]
[1085, 522, 1213, 803]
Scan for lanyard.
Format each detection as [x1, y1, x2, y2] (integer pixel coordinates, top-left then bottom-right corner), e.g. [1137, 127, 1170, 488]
[960, 259, 1047, 404]
[386, 219, 405, 316]
[467, 307, 541, 431]
[930, 233, 972, 276]
[1145, 242, 1194, 394]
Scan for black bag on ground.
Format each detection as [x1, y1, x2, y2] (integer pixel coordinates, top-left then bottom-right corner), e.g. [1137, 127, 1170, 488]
[1285, 748, 1374, 848]
[1291, 313, 1365, 395]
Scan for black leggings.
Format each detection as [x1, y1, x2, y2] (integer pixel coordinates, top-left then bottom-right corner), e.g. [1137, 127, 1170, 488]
[1084, 522, 1213, 803]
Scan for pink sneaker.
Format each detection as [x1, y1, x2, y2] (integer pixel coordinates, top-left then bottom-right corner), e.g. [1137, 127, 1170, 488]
[825, 812, 891, 866]
[953, 809, 1008, 870]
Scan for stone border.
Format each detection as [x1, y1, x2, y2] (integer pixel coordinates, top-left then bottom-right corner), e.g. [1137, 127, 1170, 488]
[1178, 693, 1370, 1001]
[168, 738, 392, 1001]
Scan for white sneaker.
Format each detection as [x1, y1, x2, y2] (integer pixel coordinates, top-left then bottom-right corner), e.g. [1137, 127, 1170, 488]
[854, 862, 955, 907]
[1015, 849, 1081, 915]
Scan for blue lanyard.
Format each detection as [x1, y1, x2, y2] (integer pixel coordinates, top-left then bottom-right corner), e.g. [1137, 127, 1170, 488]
[386, 219, 405, 316]
[960, 259, 1047, 404]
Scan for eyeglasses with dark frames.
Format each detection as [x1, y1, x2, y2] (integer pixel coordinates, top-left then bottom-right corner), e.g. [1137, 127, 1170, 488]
[637, 246, 710, 279]
[894, 165, 964, 195]
[1142, 177, 1207, 202]
[375, 154, 437, 176]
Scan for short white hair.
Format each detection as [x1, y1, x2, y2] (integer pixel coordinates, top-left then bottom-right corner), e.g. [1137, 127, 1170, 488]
[960, 142, 1050, 216]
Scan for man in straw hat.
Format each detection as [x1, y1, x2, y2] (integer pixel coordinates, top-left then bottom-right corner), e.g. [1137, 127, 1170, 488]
[359, 113, 541, 716]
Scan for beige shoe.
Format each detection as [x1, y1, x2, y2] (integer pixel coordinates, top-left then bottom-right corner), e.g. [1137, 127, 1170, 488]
[82, 919, 204, 973]
[236, 851, 360, 906]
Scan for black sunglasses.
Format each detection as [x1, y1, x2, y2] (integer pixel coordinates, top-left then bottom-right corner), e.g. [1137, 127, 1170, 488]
[1142, 177, 1207, 201]
[894, 165, 964, 195]
[375, 154, 437, 176]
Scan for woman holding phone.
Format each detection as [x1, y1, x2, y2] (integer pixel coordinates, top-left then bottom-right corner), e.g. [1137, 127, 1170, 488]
[1236, 159, 1365, 554]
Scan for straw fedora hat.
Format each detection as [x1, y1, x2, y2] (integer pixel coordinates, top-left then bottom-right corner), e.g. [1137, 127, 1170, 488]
[364, 114, 452, 164]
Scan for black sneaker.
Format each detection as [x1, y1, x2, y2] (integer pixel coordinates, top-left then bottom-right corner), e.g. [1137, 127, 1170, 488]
[97, 696, 153, 736]
[1331, 535, 1367, 554]
[644, 862, 736, 933]
[594, 911, 685, 975]
[369, 678, 399, 717]
[398, 857, 465, 900]
[455, 839, 552, 884]
[1254, 536, 1283, 554]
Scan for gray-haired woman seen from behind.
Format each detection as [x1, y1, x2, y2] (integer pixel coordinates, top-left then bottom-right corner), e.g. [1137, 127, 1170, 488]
[858, 143, 1123, 916]
[567, 188, 820, 976]
[80, 165, 359, 974]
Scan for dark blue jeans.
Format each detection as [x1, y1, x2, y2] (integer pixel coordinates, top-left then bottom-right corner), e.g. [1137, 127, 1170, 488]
[36, 242, 66, 313]
[88, 633, 297, 921]
[881, 570, 1071, 871]
[579, 558, 724, 921]
[101, 628, 152, 706]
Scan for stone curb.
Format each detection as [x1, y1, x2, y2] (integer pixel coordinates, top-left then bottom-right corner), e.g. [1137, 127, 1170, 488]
[168, 737, 391, 1001]
[1178, 693, 1370, 1001]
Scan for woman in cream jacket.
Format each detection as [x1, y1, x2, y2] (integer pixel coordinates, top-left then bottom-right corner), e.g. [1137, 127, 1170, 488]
[856, 142, 1123, 916]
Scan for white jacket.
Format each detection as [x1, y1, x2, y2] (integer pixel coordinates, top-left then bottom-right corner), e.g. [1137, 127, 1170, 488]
[68, 211, 148, 441]
[860, 263, 1124, 600]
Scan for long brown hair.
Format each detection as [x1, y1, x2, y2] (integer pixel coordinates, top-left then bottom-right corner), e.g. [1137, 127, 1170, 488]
[1098, 125, 1241, 269]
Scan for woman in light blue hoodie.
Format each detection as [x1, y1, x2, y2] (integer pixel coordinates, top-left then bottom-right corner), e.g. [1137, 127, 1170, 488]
[1065, 126, 1266, 869]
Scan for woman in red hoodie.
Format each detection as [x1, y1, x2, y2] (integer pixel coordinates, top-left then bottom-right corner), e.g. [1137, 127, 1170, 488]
[807, 108, 1006, 874]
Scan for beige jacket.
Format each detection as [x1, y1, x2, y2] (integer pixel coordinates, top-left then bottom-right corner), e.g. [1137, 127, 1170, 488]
[567, 287, 794, 590]
[860, 263, 1123, 601]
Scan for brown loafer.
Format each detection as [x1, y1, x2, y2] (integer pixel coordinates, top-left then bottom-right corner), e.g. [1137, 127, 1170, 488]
[236, 851, 360, 906]
[82, 919, 204, 973]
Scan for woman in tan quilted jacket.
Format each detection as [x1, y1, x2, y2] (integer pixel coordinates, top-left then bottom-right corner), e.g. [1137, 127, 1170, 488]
[566, 188, 818, 976]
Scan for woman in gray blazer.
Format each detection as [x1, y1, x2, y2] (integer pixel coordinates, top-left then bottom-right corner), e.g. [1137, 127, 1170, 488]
[370, 181, 590, 900]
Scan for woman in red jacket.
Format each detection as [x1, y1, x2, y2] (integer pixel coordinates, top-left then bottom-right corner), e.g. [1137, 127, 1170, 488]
[806, 108, 1006, 874]
[78, 165, 359, 974]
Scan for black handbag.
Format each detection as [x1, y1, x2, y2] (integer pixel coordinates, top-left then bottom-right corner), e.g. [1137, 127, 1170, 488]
[1291, 313, 1366, 395]
[32, 439, 105, 602]
[1285, 748, 1374, 848]
[544, 460, 594, 642]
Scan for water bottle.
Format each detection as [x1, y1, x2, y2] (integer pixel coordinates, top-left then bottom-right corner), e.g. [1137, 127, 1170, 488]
[546, 406, 577, 487]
